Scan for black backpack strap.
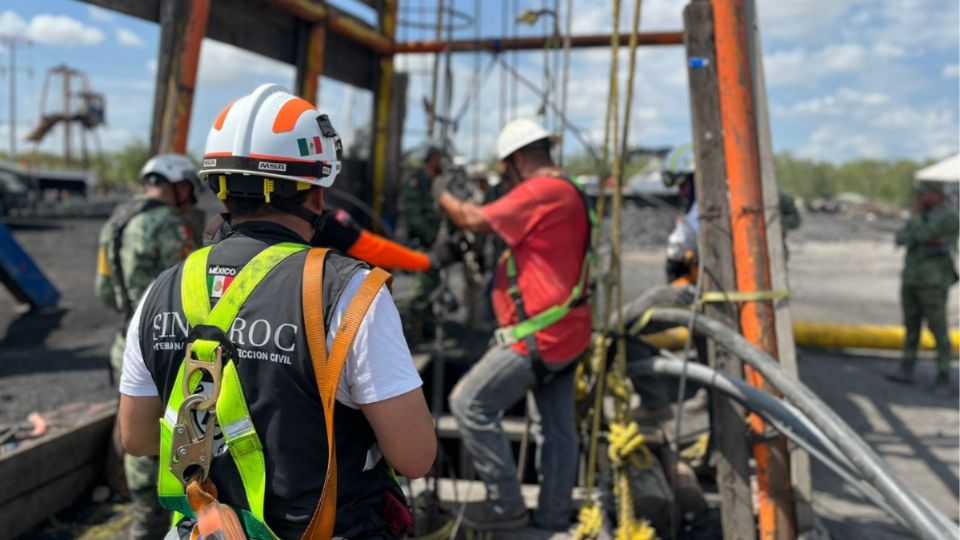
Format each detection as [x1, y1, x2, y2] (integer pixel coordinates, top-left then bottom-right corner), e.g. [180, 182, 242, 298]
[110, 198, 167, 321]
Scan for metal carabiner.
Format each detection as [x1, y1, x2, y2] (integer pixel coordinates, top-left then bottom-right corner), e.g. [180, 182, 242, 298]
[181, 342, 224, 411]
[170, 393, 218, 485]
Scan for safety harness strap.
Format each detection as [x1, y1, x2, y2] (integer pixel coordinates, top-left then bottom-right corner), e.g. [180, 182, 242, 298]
[159, 242, 307, 540]
[495, 175, 595, 371]
[301, 251, 392, 540]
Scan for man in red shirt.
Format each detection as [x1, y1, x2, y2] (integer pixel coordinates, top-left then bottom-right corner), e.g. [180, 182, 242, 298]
[433, 118, 591, 531]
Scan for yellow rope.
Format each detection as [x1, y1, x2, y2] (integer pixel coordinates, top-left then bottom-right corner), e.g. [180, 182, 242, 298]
[607, 421, 654, 470]
[572, 503, 604, 540]
[680, 432, 711, 462]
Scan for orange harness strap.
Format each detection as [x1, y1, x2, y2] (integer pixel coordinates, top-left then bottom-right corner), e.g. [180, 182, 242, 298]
[301, 248, 392, 540]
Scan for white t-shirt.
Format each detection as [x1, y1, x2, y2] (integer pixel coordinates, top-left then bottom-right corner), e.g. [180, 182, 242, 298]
[120, 269, 423, 409]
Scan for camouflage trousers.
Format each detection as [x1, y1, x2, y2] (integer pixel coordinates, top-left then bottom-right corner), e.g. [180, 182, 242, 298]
[407, 268, 440, 338]
[112, 332, 170, 540]
[901, 283, 953, 378]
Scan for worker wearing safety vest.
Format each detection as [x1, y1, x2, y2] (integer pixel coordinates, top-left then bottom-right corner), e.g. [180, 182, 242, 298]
[888, 181, 959, 394]
[117, 84, 435, 540]
[96, 153, 198, 540]
[434, 118, 591, 531]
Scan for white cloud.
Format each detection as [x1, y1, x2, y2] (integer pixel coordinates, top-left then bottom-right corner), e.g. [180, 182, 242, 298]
[756, 0, 855, 42]
[87, 5, 115, 23]
[943, 64, 960, 78]
[116, 27, 145, 47]
[0, 10, 26, 35]
[146, 59, 157, 75]
[764, 43, 876, 87]
[25, 14, 104, 45]
[197, 38, 293, 86]
[781, 87, 890, 116]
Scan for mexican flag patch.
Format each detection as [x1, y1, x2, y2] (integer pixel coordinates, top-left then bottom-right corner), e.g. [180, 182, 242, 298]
[297, 136, 323, 156]
[208, 274, 235, 298]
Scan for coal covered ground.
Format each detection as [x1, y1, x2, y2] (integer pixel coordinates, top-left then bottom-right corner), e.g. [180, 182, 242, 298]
[0, 216, 117, 423]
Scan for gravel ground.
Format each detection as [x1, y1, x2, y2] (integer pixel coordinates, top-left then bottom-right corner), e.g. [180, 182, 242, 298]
[600, 199, 677, 249]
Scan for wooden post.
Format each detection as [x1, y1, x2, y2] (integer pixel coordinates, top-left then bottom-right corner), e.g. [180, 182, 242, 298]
[295, 21, 327, 103]
[711, 0, 797, 538]
[742, 0, 815, 533]
[683, 3, 757, 538]
[370, 0, 397, 233]
[151, 0, 210, 154]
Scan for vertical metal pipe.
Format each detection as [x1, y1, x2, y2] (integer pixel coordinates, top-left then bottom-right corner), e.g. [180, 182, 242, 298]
[9, 40, 15, 161]
[427, 0, 444, 139]
[710, 0, 797, 538]
[62, 67, 71, 166]
[371, 0, 397, 233]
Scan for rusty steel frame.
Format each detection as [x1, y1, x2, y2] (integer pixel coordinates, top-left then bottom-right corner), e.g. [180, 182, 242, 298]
[371, 0, 398, 233]
[268, 0, 394, 55]
[392, 30, 683, 54]
[711, 0, 798, 538]
[153, 0, 210, 155]
[296, 22, 328, 102]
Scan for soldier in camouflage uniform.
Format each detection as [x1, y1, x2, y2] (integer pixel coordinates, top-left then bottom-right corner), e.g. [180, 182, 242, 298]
[96, 154, 198, 540]
[400, 145, 445, 337]
[887, 182, 959, 394]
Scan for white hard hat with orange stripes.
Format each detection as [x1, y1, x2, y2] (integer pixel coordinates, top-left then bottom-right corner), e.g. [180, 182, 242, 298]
[198, 84, 343, 201]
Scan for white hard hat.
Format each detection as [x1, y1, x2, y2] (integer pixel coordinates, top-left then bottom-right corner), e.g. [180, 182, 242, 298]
[140, 154, 197, 184]
[496, 118, 552, 161]
[198, 84, 342, 188]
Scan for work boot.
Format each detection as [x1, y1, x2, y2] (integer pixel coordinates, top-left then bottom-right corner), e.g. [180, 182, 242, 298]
[885, 362, 915, 385]
[461, 501, 530, 530]
[932, 374, 954, 398]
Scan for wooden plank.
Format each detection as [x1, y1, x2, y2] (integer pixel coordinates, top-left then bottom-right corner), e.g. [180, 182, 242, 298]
[413, 352, 431, 373]
[683, 2, 758, 539]
[0, 406, 114, 506]
[435, 414, 527, 442]
[0, 406, 114, 538]
[0, 461, 103, 539]
[405, 478, 589, 510]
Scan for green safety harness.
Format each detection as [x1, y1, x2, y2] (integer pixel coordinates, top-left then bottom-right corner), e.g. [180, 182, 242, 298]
[158, 242, 308, 540]
[493, 175, 596, 383]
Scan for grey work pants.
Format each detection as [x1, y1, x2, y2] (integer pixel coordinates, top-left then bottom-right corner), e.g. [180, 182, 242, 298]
[449, 345, 578, 530]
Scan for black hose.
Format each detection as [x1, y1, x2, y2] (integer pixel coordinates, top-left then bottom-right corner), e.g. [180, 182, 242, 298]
[628, 356, 908, 529]
[646, 308, 957, 540]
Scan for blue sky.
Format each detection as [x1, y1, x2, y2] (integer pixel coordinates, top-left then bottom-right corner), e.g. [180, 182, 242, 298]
[1, 0, 957, 164]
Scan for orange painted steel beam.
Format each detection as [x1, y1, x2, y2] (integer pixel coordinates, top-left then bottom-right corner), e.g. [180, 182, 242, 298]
[392, 31, 683, 54]
[268, 0, 394, 55]
[169, 0, 210, 153]
[711, 0, 797, 539]
[297, 23, 327, 102]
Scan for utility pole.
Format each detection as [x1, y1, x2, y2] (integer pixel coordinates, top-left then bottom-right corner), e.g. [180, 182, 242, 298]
[0, 34, 31, 162]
